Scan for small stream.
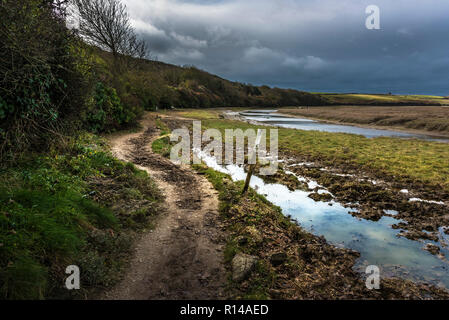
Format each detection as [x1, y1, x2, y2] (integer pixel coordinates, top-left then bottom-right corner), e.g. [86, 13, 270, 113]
[240, 110, 449, 142]
[196, 151, 449, 289]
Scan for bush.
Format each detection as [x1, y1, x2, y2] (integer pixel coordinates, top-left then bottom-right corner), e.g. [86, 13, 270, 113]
[85, 82, 135, 133]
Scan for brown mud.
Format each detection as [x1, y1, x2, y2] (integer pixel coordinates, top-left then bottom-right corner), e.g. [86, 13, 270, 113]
[102, 114, 228, 300]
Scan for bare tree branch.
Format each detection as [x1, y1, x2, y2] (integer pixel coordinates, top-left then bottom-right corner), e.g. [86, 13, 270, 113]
[74, 0, 149, 64]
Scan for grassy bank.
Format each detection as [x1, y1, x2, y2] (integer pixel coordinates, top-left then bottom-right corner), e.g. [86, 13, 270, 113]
[281, 106, 449, 135]
[0, 133, 162, 299]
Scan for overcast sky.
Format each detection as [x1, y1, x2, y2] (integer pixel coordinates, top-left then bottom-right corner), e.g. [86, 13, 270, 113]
[123, 0, 449, 95]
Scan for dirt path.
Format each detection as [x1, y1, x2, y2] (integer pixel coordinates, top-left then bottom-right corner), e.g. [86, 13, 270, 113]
[102, 114, 228, 300]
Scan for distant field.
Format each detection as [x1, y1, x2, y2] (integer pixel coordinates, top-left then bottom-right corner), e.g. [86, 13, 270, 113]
[314, 93, 449, 106]
[281, 106, 449, 135]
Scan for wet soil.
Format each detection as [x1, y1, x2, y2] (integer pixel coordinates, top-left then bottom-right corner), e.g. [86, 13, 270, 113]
[223, 111, 448, 244]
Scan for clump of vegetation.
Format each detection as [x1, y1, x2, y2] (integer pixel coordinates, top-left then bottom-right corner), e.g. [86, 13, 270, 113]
[151, 118, 172, 156]
[0, 0, 151, 162]
[0, 133, 162, 299]
[85, 82, 136, 133]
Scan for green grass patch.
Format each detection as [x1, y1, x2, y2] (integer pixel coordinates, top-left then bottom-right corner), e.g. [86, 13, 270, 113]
[151, 136, 171, 157]
[152, 117, 174, 156]
[155, 118, 170, 136]
[173, 109, 221, 120]
[0, 133, 162, 299]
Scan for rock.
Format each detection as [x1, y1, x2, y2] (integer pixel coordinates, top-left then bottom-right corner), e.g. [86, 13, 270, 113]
[232, 253, 257, 282]
[270, 252, 288, 266]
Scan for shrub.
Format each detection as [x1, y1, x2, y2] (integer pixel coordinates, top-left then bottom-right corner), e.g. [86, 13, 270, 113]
[85, 82, 134, 132]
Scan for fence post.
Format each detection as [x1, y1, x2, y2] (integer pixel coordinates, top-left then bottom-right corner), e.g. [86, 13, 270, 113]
[242, 129, 262, 195]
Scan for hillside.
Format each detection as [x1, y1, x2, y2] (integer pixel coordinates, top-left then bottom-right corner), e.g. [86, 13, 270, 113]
[97, 48, 449, 111]
[93, 48, 327, 111]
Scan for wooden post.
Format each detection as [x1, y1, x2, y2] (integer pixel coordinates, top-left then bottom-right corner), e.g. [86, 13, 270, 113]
[242, 129, 262, 195]
[242, 163, 256, 195]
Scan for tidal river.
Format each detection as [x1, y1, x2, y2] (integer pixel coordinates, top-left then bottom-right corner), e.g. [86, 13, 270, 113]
[239, 110, 449, 142]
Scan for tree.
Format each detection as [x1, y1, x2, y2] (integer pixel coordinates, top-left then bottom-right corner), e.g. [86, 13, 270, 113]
[74, 0, 148, 63]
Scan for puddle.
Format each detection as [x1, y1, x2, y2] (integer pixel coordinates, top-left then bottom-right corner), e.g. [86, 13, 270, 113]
[196, 151, 449, 289]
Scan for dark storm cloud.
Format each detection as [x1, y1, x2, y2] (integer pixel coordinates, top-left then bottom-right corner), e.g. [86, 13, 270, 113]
[124, 0, 449, 95]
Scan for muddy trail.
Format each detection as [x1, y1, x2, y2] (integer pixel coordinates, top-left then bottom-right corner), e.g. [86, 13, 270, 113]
[102, 115, 228, 300]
